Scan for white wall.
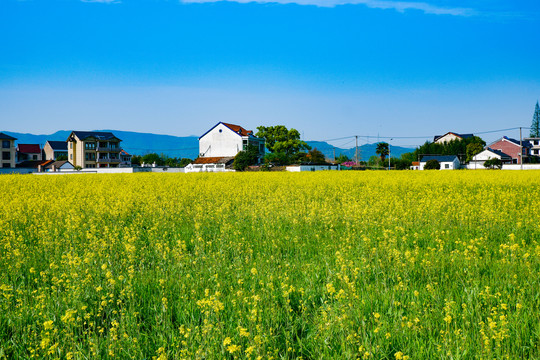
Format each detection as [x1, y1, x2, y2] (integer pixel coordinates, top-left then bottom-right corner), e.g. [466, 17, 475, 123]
[286, 165, 339, 172]
[199, 123, 242, 157]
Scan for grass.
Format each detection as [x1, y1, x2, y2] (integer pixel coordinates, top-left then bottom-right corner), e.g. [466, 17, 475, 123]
[0, 171, 539, 359]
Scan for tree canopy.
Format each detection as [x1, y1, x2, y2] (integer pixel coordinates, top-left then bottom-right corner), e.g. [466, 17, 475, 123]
[531, 101, 540, 137]
[376, 142, 389, 162]
[256, 126, 311, 155]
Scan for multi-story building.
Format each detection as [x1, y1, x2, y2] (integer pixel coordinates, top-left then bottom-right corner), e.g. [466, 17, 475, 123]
[487, 136, 531, 164]
[16, 144, 42, 163]
[198, 122, 265, 158]
[67, 131, 122, 168]
[433, 132, 474, 144]
[119, 150, 132, 167]
[0, 132, 17, 168]
[43, 141, 68, 160]
[525, 137, 540, 158]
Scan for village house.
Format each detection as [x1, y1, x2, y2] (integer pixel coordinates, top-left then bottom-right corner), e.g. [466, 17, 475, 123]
[419, 155, 460, 170]
[43, 141, 68, 160]
[67, 131, 122, 168]
[470, 148, 513, 168]
[16, 144, 42, 163]
[119, 150, 132, 167]
[186, 122, 265, 172]
[433, 132, 474, 144]
[487, 136, 530, 164]
[0, 132, 17, 168]
[524, 137, 540, 158]
[39, 160, 74, 172]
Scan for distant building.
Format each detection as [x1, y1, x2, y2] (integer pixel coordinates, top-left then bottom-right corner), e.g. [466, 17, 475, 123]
[16, 144, 42, 163]
[420, 155, 460, 170]
[67, 131, 122, 168]
[524, 137, 540, 158]
[199, 122, 265, 159]
[43, 141, 68, 160]
[487, 137, 530, 164]
[285, 164, 339, 172]
[0, 132, 17, 168]
[119, 150, 132, 167]
[470, 148, 513, 168]
[410, 161, 420, 170]
[184, 156, 235, 173]
[433, 132, 474, 144]
[40, 160, 74, 172]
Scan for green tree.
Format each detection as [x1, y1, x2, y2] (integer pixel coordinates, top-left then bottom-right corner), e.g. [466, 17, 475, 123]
[256, 126, 311, 155]
[484, 158, 503, 169]
[131, 155, 142, 166]
[141, 153, 164, 166]
[335, 154, 350, 164]
[531, 101, 540, 137]
[466, 142, 484, 162]
[56, 154, 68, 161]
[178, 158, 192, 167]
[233, 145, 260, 171]
[424, 159, 440, 170]
[263, 152, 291, 166]
[376, 142, 389, 162]
[306, 148, 326, 164]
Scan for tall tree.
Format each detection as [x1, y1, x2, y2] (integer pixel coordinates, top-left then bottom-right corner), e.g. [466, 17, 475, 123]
[375, 142, 389, 162]
[256, 126, 311, 155]
[531, 101, 540, 137]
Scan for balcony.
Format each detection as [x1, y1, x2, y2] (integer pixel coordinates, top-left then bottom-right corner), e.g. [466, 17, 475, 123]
[97, 158, 121, 163]
[96, 146, 121, 152]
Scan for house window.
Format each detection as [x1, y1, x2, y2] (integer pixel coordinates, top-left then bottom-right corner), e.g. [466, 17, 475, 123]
[2, 152, 10, 160]
[242, 139, 248, 151]
[70, 142, 73, 149]
[85, 153, 96, 161]
[2, 162, 11, 168]
[32, 155, 38, 160]
[70, 154, 73, 160]
[2, 140, 10, 148]
[85, 142, 96, 150]
[445, 164, 450, 169]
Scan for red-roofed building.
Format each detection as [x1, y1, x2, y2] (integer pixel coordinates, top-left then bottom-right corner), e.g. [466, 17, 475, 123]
[198, 122, 265, 159]
[16, 144, 42, 163]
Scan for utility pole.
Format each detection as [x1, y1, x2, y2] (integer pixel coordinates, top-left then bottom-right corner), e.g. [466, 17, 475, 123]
[520, 127, 523, 170]
[355, 136, 358, 164]
[333, 147, 336, 163]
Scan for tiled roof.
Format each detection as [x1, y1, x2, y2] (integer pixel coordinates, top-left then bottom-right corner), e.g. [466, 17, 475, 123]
[484, 148, 512, 159]
[46, 141, 68, 151]
[222, 123, 253, 137]
[193, 156, 235, 164]
[420, 155, 459, 163]
[16, 160, 50, 168]
[44, 160, 72, 169]
[433, 132, 474, 142]
[0, 132, 17, 140]
[120, 149, 131, 156]
[70, 131, 121, 141]
[17, 144, 41, 153]
[489, 136, 532, 148]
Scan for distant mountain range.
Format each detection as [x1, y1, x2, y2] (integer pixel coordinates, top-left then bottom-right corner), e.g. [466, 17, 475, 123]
[3, 130, 414, 161]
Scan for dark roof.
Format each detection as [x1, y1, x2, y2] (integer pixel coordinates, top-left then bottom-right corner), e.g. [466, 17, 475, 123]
[489, 136, 531, 148]
[69, 131, 121, 141]
[199, 122, 256, 140]
[46, 141, 68, 151]
[17, 144, 41, 153]
[192, 156, 234, 164]
[44, 160, 72, 169]
[484, 147, 512, 159]
[16, 160, 49, 168]
[420, 155, 459, 163]
[0, 132, 16, 140]
[433, 132, 474, 142]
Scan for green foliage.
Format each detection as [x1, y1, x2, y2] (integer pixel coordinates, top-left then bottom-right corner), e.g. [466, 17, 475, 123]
[376, 142, 389, 162]
[256, 125, 311, 155]
[415, 136, 485, 160]
[131, 155, 142, 166]
[335, 154, 350, 164]
[368, 155, 382, 168]
[73, 165, 82, 171]
[306, 148, 326, 164]
[141, 153, 164, 166]
[466, 143, 484, 162]
[134, 154, 192, 167]
[233, 145, 260, 171]
[56, 154, 68, 161]
[531, 101, 540, 137]
[263, 152, 291, 166]
[424, 159, 441, 170]
[484, 158, 503, 169]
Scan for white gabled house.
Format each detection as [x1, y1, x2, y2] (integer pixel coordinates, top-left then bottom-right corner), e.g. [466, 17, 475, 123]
[470, 148, 512, 168]
[419, 155, 460, 170]
[186, 122, 265, 173]
[198, 122, 265, 158]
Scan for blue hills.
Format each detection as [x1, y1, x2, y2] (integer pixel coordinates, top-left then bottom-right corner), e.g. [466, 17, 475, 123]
[3, 130, 414, 161]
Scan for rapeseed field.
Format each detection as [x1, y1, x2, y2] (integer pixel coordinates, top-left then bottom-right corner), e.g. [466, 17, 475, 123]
[0, 171, 539, 359]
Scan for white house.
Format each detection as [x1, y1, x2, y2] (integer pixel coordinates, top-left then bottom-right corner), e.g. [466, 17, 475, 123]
[286, 164, 340, 172]
[470, 148, 512, 168]
[198, 122, 265, 159]
[433, 132, 474, 144]
[419, 155, 460, 170]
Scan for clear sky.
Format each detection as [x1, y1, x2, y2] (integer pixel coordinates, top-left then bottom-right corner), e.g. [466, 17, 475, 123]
[1, 0, 539, 147]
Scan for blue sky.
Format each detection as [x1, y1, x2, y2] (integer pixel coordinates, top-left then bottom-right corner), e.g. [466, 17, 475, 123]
[1, 0, 539, 147]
